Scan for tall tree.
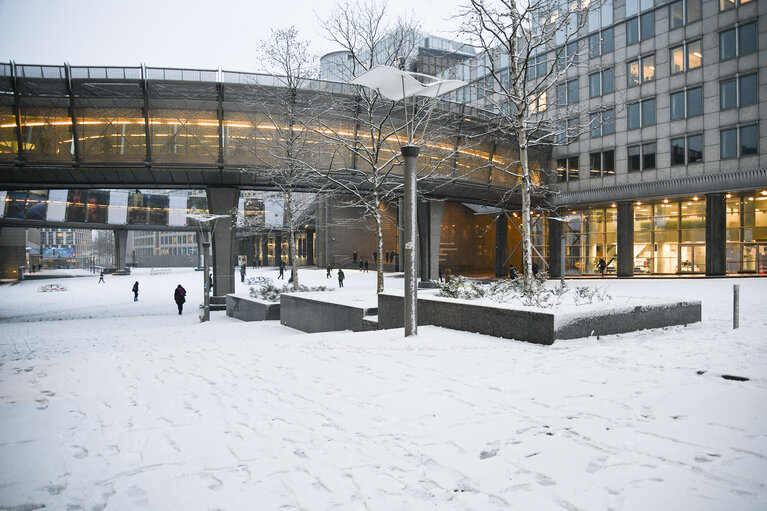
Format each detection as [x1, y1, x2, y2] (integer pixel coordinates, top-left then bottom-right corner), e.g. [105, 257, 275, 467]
[459, 0, 599, 293]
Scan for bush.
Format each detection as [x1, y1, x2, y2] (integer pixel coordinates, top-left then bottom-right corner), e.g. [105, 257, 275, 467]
[437, 276, 486, 300]
[248, 277, 333, 302]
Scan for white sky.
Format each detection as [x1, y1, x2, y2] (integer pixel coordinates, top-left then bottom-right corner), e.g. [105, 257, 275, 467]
[0, 0, 468, 73]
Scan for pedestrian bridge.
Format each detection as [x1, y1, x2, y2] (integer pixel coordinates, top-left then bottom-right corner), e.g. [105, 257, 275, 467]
[0, 62, 540, 205]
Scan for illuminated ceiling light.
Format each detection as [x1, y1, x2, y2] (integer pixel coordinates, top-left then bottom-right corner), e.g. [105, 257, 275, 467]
[726, 193, 732, 199]
[635, 201, 642, 206]
[610, 203, 617, 208]
[693, 196, 699, 201]
[687, 202, 693, 206]
[748, 197, 754, 201]
[761, 190, 767, 196]
[663, 199, 669, 204]
[693, 52, 702, 58]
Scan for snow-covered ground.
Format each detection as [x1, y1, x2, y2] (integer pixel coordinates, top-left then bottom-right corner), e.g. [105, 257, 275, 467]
[0, 267, 765, 510]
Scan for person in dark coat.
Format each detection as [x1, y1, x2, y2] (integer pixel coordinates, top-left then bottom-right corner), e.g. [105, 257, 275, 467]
[352, 251, 358, 264]
[98, 271, 105, 283]
[326, 264, 332, 278]
[174, 284, 186, 315]
[240, 265, 246, 283]
[208, 273, 213, 293]
[598, 257, 607, 277]
[509, 265, 518, 280]
[278, 260, 286, 279]
[337, 268, 345, 288]
[132, 281, 139, 301]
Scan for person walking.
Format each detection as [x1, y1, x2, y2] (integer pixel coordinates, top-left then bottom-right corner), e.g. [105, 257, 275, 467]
[364, 260, 369, 272]
[132, 281, 139, 301]
[98, 271, 105, 283]
[240, 265, 246, 283]
[278, 260, 285, 279]
[326, 264, 332, 278]
[598, 257, 607, 277]
[337, 268, 345, 288]
[352, 251, 358, 264]
[174, 284, 186, 315]
[208, 272, 213, 293]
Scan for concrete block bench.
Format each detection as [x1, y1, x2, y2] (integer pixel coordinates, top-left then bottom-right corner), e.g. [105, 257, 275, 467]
[377, 292, 701, 345]
[279, 293, 377, 333]
[226, 294, 280, 321]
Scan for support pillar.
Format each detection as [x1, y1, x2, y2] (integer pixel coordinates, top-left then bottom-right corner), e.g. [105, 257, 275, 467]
[113, 229, 130, 275]
[495, 214, 509, 277]
[416, 200, 442, 281]
[548, 215, 562, 279]
[206, 187, 238, 297]
[306, 229, 315, 266]
[706, 193, 726, 276]
[617, 201, 634, 277]
[196, 232, 204, 269]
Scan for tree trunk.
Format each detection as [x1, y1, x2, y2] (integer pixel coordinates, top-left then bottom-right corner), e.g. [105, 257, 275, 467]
[518, 129, 533, 295]
[375, 208, 384, 293]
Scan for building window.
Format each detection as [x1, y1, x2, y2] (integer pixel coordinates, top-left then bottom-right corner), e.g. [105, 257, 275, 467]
[726, 73, 759, 107]
[670, 40, 702, 74]
[670, 86, 703, 120]
[589, 150, 615, 178]
[557, 42, 578, 70]
[588, 27, 614, 57]
[671, 134, 703, 165]
[628, 98, 656, 130]
[720, 22, 757, 61]
[628, 142, 655, 171]
[627, 54, 655, 87]
[527, 54, 547, 81]
[567, 117, 579, 144]
[720, 0, 753, 11]
[557, 78, 579, 105]
[590, 108, 615, 137]
[670, 0, 701, 28]
[528, 91, 548, 114]
[588, 68, 613, 97]
[720, 125, 758, 159]
[556, 156, 580, 182]
[626, 11, 654, 45]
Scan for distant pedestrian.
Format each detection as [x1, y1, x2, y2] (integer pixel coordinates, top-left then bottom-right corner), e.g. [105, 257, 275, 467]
[240, 265, 246, 283]
[338, 268, 345, 288]
[598, 257, 607, 277]
[353, 251, 358, 264]
[208, 272, 213, 292]
[439, 265, 444, 282]
[326, 264, 332, 278]
[132, 281, 139, 301]
[359, 260, 363, 271]
[174, 284, 186, 315]
[98, 271, 105, 283]
[509, 264, 518, 280]
[256, 257, 261, 268]
[278, 260, 286, 279]
[373, 252, 377, 263]
[364, 260, 369, 272]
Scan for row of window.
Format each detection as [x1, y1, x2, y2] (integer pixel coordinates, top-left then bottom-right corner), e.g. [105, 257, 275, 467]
[557, 124, 759, 180]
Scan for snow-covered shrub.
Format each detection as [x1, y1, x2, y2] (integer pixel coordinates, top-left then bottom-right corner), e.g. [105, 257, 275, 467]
[572, 286, 611, 305]
[248, 277, 333, 302]
[437, 276, 486, 300]
[37, 284, 68, 292]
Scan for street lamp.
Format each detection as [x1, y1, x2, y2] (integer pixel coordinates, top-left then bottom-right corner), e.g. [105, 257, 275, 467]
[187, 213, 229, 322]
[350, 66, 464, 336]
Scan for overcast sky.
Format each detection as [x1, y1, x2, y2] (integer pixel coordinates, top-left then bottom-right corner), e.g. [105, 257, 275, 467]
[0, 0, 468, 73]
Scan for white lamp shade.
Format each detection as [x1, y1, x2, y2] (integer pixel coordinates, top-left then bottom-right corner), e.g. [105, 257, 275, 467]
[350, 65, 465, 101]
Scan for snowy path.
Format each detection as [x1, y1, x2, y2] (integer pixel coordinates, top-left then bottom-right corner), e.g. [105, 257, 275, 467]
[1, 269, 766, 510]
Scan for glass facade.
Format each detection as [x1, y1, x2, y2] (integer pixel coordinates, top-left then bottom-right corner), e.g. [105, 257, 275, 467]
[726, 192, 767, 273]
[634, 198, 705, 274]
[563, 207, 617, 275]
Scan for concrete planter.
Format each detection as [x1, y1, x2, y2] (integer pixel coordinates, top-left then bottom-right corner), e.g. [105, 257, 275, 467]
[226, 294, 280, 321]
[378, 292, 701, 345]
[279, 293, 377, 333]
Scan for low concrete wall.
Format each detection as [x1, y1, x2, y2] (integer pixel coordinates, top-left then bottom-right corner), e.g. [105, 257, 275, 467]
[226, 294, 280, 321]
[280, 294, 377, 333]
[378, 293, 701, 345]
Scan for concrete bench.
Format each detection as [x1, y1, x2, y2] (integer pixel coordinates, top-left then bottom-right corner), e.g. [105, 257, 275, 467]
[226, 294, 280, 321]
[279, 293, 377, 333]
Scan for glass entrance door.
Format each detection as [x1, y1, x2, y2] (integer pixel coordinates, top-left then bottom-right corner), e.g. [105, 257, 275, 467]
[742, 244, 757, 272]
[679, 244, 705, 273]
[759, 245, 767, 274]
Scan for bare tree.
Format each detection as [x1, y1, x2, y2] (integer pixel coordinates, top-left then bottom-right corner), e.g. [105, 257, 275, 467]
[93, 230, 114, 266]
[251, 26, 323, 290]
[458, 0, 600, 293]
[315, 0, 427, 294]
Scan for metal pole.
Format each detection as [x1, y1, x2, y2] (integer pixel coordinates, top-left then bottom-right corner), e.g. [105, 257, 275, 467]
[560, 234, 566, 286]
[202, 240, 211, 322]
[733, 284, 739, 329]
[402, 144, 419, 336]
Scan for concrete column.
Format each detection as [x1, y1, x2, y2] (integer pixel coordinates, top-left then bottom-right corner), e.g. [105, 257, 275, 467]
[206, 187, 238, 296]
[417, 201, 429, 280]
[113, 229, 130, 275]
[397, 197, 404, 273]
[548, 215, 562, 278]
[196, 232, 204, 269]
[306, 229, 315, 266]
[275, 234, 283, 266]
[706, 193, 726, 276]
[495, 214, 509, 277]
[617, 201, 634, 277]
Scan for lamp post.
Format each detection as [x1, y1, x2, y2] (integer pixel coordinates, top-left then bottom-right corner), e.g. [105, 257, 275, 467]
[350, 66, 464, 336]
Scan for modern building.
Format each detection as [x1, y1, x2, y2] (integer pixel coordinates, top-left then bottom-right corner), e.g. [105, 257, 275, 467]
[39, 227, 92, 268]
[126, 230, 199, 268]
[440, 0, 767, 276]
